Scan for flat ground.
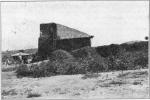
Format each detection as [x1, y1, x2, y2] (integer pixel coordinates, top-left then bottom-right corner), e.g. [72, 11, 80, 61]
[1, 68, 149, 99]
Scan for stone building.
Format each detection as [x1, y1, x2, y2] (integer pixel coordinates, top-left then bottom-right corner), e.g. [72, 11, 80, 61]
[38, 23, 93, 59]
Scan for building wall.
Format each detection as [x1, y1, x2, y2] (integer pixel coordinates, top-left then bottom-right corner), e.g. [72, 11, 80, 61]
[56, 37, 91, 51]
[38, 37, 55, 59]
[38, 23, 57, 59]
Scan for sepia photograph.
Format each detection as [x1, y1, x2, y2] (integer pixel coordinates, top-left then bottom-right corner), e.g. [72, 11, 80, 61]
[1, 0, 149, 99]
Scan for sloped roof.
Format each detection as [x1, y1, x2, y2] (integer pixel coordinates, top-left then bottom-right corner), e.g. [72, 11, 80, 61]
[11, 52, 30, 57]
[56, 24, 93, 39]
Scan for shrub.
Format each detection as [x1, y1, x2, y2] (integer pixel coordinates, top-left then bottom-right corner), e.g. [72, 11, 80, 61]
[52, 47, 106, 75]
[30, 61, 56, 78]
[109, 80, 126, 85]
[96, 44, 121, 57]
[2, 55, 15, 65]
[97, 41, 148, 71]
[134, 56, 148, 68]
[133, 81, 141, 85]
[16, 41, 148, 78]
[50, 49, 74, 61]
[85, 57, 106, 73]
[2, 66, 17, 72]
[71, 46, 91, 58]
[117, 72, 131, 78]
[107, 49, 145, 71]
[53, 58, 90, 75]
[55, 60, 79, 75]
[121, 41, 148, 52]
[16, 48, 107, 77]
[16, 64, 32, 77]
[16, 56, 106, 77]
[72, 46, 107, 72]
[27, 93, 41, 98]
[2, 89, 17, 96]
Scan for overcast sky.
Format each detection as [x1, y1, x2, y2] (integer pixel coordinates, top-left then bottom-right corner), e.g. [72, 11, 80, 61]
[1, 1, 149, 51]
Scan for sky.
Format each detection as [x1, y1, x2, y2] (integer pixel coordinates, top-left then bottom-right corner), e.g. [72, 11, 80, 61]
[1, 1, 149, 51]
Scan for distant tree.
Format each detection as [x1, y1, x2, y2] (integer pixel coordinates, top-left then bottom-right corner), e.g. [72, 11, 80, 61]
[145, 36, 148, 40]
[19, 50, 24, 52]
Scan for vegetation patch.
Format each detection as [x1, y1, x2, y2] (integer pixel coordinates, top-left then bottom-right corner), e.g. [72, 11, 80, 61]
[118, 71, 148, 79]
[15, 41, 148, 78]
[132, 71, 148, 76]
[2, 89, 17, 96]
[27, 93, 41, 98]
[2, 66, 18, 72]
[117, 72, 131, 78]
[73, 92, 81, 96]
[109, 80, 126, 85]
[133, 81, 141, 85]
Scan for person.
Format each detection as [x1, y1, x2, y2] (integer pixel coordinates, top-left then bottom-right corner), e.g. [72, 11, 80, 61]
[5, 59, 10, 67]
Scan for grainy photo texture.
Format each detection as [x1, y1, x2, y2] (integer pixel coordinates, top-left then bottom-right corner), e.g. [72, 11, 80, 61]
[1, 1, 149, 99]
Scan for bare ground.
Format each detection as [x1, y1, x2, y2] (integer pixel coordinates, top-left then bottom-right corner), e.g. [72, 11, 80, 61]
[1, 69, 149, 99]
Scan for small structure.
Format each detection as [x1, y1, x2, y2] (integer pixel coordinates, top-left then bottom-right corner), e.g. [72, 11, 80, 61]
[38, 22, 94, 59]
[11, 52, 30, 64]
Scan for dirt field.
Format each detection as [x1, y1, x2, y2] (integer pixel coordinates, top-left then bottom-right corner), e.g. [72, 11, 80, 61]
[1, 69, 149, 99]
